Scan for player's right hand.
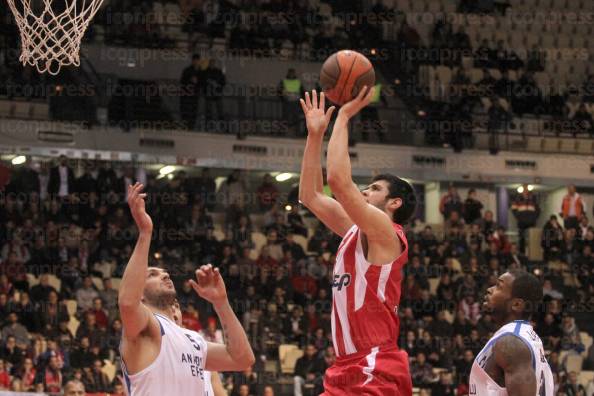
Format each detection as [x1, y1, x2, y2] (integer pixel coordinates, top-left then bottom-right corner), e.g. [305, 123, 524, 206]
[300, 90, 336, 137]
[128, 182, 153, 234]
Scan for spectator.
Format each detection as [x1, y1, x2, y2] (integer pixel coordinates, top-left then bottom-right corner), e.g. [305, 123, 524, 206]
[439, 185, 463, 221]
[411, 352, 436, 386]
[47, 155, 75, 200]
[278, 68, 305, 135]
[99, 278, 118, 321]
[35, 355, 62, 393]
[76, 276, 99, 312]
[203, 59, 226, 128]
[17, 357, 36, 391]
[287, 205, 308, 238]
[256, 174, 280, 212]
[180, 54, 203, 130]
[431, 371, 456, 396]
[511, 184, 540, 254]
[2, 312, 29, 347]
[0, 359, 9, 390]
[562, 371, 586, 396]
[64, 379, 85, 396]
[293, 344, 324, 396]
[70, 337, 94, 370]
[541, 215, 564, 262]
[463, 189, 483, 225]
[86, 359, 111, 393]
[88, 297, 109, 330]
[571, 103, 593, 136]
[561, 185, 585, 231]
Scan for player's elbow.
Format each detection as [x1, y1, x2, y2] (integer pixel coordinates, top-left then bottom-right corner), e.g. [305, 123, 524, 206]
[326, 173, 349, 192]
[118, 293, 141, 311]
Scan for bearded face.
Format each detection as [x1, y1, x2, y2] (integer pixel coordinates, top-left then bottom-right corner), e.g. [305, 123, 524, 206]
[142, 267, 177, 310]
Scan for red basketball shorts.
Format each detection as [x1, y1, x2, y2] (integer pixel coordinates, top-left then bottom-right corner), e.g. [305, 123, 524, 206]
[321, 345, 412, 396]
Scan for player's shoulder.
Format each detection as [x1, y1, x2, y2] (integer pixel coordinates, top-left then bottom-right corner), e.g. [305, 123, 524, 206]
[492, 333, 533, 368]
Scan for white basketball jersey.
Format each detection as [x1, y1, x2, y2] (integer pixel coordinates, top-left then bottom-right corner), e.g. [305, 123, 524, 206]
[121, 313, 209, 396]
[204, 370, 214, 396]
[469, 320, 554, 396]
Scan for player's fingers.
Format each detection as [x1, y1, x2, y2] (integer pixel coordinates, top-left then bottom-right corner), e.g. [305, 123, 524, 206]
[365, 87, 375, 103]
[320, 91, 325, 109]
[312, 89, 318, 109]
[139, 193, 147, 198]
[357, 86, 369, 100]
[305, 91, 311, 109]
[325, 106, 336, 121]
[299, 99, 308, 114]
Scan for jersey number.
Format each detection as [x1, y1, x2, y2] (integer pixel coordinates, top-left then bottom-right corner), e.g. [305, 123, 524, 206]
[185, 334, 201, 352]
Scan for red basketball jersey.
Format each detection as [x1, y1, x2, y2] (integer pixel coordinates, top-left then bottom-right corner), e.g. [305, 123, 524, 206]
[331, 223, 408, 357]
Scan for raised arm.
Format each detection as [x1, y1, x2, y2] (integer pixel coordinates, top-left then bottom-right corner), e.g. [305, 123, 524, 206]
[493, 334, 536, 396]
[326, 87, 399, 262]
[299, 90, 353, 237]
[118, 183, 154, 339]
[189, 264, 255, 371]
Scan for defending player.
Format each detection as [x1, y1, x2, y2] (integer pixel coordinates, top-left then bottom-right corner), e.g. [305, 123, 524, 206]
[170, 300, 227, 396]
[299, 88, 415, 395]
[118, 183, 255, 396]
[470, 270, 554, 395]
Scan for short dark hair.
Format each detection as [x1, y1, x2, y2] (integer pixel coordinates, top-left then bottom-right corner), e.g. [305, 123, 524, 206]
[509, 270, 543, 320]
[372, 174, 416, 224]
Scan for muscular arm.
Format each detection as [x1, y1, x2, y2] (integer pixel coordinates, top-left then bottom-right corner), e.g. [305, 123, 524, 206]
[494, 334, 536, 396]
[299, 90, 353, 237]
[204, 300, 255, 371]
[326, 90, 399, 264]
[191, 265, 255, 371]
[119, 184, 156, 339]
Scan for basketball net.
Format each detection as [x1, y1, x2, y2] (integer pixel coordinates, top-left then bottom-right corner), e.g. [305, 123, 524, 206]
[6, 0, 105, 75]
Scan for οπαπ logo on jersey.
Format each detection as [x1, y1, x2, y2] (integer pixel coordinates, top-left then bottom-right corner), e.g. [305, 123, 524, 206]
[332, 274, 351, 291]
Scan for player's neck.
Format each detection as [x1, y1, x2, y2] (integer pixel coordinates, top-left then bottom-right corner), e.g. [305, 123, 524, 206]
[148, 305, 175, 321]
[496, 314, 529, 328]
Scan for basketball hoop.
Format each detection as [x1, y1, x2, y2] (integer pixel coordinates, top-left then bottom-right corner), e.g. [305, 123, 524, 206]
[6, 0, 106, 75]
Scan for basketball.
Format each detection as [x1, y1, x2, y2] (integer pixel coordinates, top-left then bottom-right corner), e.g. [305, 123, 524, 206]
[319, 50, 376, 106]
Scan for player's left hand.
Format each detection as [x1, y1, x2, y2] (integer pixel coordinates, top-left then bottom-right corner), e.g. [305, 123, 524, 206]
[337, 85, 375, 119]
[189, 264, 228, 306]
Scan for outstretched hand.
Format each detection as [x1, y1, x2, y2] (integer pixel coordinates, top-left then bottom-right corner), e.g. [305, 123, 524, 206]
[337, 86, 375, 120]
[128, 182, 152, 234]
[189, 264, 227, 306]
[300, 90, 336, 137]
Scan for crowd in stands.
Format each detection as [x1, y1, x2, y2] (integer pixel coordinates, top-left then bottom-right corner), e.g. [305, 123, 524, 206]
[391, 6, 594, 145]
[0, 157, 594, 395]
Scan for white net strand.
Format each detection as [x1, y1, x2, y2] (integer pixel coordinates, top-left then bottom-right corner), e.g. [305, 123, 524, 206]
[6, 0, 106, 75]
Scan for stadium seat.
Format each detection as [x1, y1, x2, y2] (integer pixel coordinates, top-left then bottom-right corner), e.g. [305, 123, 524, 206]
[213, 229, 225, 241]
[0, 101, 11, 117]
[110, 278, 122, 291]
[65, 300, 77, 317]
[102, 359, 117, 382]
[565, 354, 584, 373]
[559, 139, 577, 154]
[26, 274, 39, 288]
[542, 138, 560, 152]
[281, 348, 304, 374]
[577, 139, 594, 154]
[67, 316, 80, 337]
[13, 101, 31, 119]
[428, 278, 440, 295]
[292, 235, 308, 253]
[581, 332, 593, 358]
[31, 102, 49, 120]
[47, 274, 62, 292]
[579, 371, 594, 388]
[92, 276, 105, 291]
[251, 232, 267, 253]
